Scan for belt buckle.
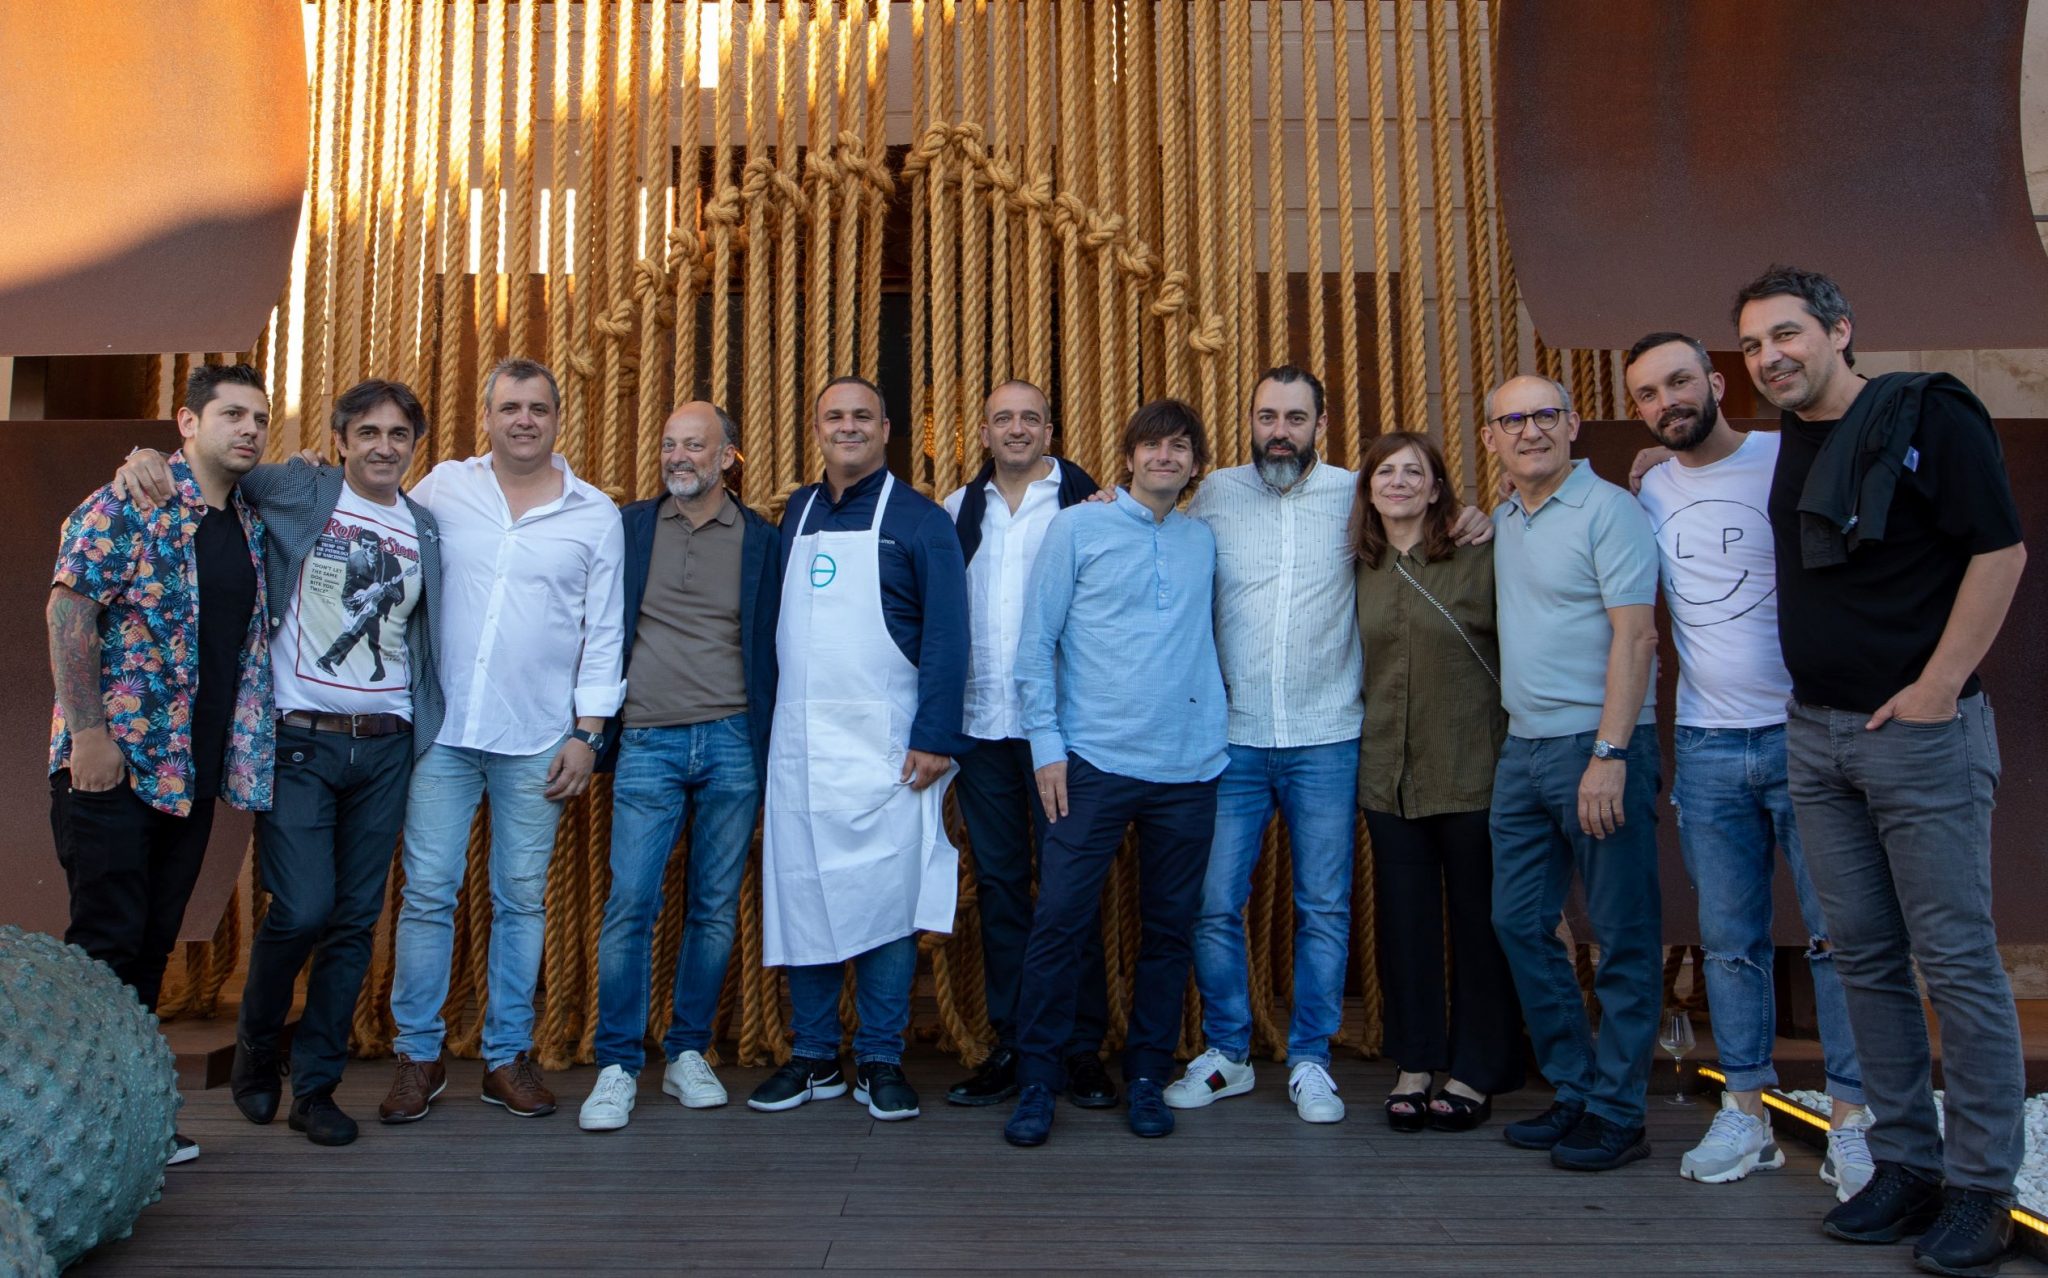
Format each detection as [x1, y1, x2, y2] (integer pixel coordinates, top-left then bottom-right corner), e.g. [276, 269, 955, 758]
[348, 713, 368, 738]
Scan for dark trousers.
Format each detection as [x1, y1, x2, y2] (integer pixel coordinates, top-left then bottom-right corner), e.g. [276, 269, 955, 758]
[1013, 756, 1218, 1088]
[50, 770, 217, 1012]
[1365, 807, 1526, 1096]
[239, 724, 413, 1096]
[954, 737, 1108, 1055]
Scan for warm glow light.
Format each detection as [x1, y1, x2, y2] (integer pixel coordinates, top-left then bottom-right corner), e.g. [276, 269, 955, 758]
[699, 5, 722, 90]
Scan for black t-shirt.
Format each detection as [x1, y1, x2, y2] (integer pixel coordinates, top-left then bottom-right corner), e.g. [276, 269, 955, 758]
[191, 505, 258, 800]
[1769, 383, 2024, 713]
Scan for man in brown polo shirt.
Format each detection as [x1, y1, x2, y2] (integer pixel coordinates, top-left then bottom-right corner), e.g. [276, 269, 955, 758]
[578, 402, 782, 1131]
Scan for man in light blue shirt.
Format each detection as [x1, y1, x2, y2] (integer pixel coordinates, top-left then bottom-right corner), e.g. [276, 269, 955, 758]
[1483, 374, 1664, 1175]
[1002, 399, 1228, 1147]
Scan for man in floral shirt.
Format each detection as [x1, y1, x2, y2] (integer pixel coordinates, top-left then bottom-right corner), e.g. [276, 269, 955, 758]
[46, 362, 275, 1166]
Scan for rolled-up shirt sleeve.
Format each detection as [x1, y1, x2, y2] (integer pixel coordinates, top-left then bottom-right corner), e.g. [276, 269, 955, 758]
[573, 508, 629, 718]
[1017, 511, 1076, 772]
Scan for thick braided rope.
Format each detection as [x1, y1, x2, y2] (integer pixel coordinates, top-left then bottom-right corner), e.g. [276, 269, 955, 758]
[333, 0, 367, 393]
[767, 5, 799, 497]
[1426, 0, 1465, 489]
[1299, 0, 1326, 376]
[598, 0, 638, 499]
[364, 0, 396, 379]
[1087, 0, 1121, 480]
[1189, 0, 1223, 428]
[735, 846, 771, 1064]
[545, 0, 573, 409]
[1022, 0, 1053, 389]
[1225, 0, 1257, 456]
[861, 3, 889, 381]
[264, 281, 292, 454]
[806, 0, 839, 453]
[1123, 0, 1157, 404]
[395, 0, 434, 401]
[1245, 826, 1284, 1058]
[435, 0, 474, 464]
[673, 0, 703, 407]
[371, 0, 413, 381]
[741, 0, 774, 507]
[298, 0, 333, 450]
[930, 0, 963, 497]
[636, 0, 672, 502]
[1328, 0, 1363, 463]
[1458, 0, 1499, 476]
[1262, 0, 1288, 367]
[1570, 348, 1596, 417]
[475, 0, 507, 383]
[957, 0, 989, 484]
[562, 0, 609, 470]
[1356, 821, 1384, 1055]
[833, 1, 866, 381]
[1155, 0, 1191, 400]
[1393, 1, 1428, 430]
[506, 0, 539, 363]
[575, 779, 615, 1062]
[708, 1, 738, 413]
[837, 963, 859, 1055]
[987, 0, 1014, 381]
[1364, 0, 1397, 433]
[347, 0, 384, 390]
[1054, 0, 1092, 458]
[1488, 3, 1520, 380]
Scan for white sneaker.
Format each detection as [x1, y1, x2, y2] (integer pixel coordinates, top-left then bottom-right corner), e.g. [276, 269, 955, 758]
[1821, 1105, 1876, 1203]
[1678, 1092, 1784, 1184]
[1163, 1048, 1254, 1110]
[578, 1064, 638, 1131]
[1287, 1061, 1345, 1124]
[662, 1050, 729, 1109]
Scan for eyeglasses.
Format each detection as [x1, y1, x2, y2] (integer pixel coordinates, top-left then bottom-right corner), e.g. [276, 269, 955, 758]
[1487, 407, 1570, 436]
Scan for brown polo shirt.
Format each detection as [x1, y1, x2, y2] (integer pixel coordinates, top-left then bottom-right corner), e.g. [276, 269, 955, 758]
[620, 492, 748, 727]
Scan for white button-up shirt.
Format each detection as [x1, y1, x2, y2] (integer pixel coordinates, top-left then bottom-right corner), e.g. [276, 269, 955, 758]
[942, 459, 1066, 742]
[409, 452, 627, 756]
[1187, 460, 1364, 748]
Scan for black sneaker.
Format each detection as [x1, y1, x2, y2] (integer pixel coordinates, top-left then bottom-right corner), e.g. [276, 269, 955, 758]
[1503, 1098, 1585, 1150]
[1550, 1111, 1650, 1171]
[1127, 1078, 1174, 1138]
[746, 1056, 847, 1112]
[165, 1133, 199, 1166]
[1824, 1160, 1944, 1244]
[946, 1046, 1019, 1107]
[230, 1038, 284, 1125]
[288, 1092, 360, 1147]
[1004, 1083, 1056, 1147]
[1913, 1187, 2015, 1276]
[1063, 1050, 1120, 1109]
[854, 1061, 921, 1121]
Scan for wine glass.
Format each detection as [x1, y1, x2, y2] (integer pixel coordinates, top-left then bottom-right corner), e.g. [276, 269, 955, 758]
[1657, 1010, 1697, 1106]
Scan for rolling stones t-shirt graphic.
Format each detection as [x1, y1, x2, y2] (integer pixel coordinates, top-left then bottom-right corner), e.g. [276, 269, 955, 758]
[273, 486, 423, 717]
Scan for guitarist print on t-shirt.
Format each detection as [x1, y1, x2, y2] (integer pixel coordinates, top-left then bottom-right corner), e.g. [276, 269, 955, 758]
[291, 504, 422, 693]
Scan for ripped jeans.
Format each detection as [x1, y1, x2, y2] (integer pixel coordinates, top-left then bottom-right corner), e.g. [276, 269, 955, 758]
[1672, 723, 1863, 1104]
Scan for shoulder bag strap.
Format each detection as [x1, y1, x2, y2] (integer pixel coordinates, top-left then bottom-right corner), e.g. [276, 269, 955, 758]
[1392, 559, 1500, 688]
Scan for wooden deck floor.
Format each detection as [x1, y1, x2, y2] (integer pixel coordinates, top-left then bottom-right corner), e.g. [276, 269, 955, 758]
[71, 1051, 2045, 1276]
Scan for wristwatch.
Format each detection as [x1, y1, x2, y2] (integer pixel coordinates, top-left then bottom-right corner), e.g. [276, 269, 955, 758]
[571, 727, 607, 753]
[1591, 738, 1626, 761]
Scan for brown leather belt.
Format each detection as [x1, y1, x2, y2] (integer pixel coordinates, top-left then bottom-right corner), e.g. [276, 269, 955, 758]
[278, 710, 412, 738]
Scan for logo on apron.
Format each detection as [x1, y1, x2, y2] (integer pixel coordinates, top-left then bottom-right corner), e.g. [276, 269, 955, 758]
[810, 552, 838, 588]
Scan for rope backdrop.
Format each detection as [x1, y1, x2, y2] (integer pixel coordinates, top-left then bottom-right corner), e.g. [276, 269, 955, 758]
[150, 1, 1631, 1068]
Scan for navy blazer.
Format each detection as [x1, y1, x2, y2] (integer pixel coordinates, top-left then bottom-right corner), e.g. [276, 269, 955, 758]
[598, 492, 780, 782]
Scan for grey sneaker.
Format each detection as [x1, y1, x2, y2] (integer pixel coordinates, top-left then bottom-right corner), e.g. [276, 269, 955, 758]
[1821, 1105, 1875, 1202]
[1678, 1093, 1784, 1184]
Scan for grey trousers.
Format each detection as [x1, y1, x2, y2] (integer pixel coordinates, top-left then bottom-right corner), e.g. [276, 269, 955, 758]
[1785, 693, 2023, 1196]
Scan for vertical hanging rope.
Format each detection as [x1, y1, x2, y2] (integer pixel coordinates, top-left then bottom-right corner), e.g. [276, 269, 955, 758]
[1263, 0, 1288, 365]
[1123, 0, 1158, 405]
[772, 1, 801, 498]
[906, 0, 926, 486]
[1298, 0, 1326, 379]
[987, 0, 1015, 384]
[547, 0, 574, 416]
[508, 0, 540, 363]
[436, 0, 475, 464]
[811, 0, 841, 455]
[333, 0, 368, 394]
[1188, 0, 1222, 432]
[1365, 0, 1397, 433]
[1155, 0, 1191, 402]
[1224, 0, 1256, 456]
[742, 0, 774, 507]
[1393, 0, 1428, 431]
[1088, 0, 1122, 465]
[1055, 0, 1093, 471]
[709, 0, 738, 413]
[674, 0, 705, 408]
[1459, 0, 1501, 498]
[476, 0, 508, 382]
[929, 0, 961, 497]
[402, 0, 444, 403]
[1328, 0, 1363, 462]
[1022, 0, 1053, 391]
[958, 0, 990, 478]
[860, 3, 889, 382]
[348, 0, 385, 390]
[1425, 0, 1464, 489]
[297, 0, 334, 447]
[637, 0, 673, 500]
[1489, 0, 1520, 381]
[371, 1, 413, 383]
[832, 0, 866, 383]
[603, 0, 635, 481]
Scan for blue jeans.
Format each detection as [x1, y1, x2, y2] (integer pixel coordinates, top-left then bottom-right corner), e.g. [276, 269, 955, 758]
[1672, 723, 1863, 1104]
[1191, 741, 1357, 1065]
[391, 738, 565, 1070]
[593, 716, 760, 1072]
[1490, 731, 1662, 1128]
[787, 935, 918, 1065]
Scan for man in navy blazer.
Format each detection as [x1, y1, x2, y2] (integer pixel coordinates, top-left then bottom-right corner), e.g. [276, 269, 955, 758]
[578, 401, 780, 1131]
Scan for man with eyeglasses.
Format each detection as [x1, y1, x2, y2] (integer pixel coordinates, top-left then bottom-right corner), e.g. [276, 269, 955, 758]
[1482, 375, 1663, 1173]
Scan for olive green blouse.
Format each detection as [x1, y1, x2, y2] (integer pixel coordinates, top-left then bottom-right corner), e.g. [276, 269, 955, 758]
[1354, 538, 1508, 818]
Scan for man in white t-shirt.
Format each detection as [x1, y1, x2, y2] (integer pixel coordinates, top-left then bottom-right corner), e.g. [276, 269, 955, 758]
[114, 377, 445, 1147]
[1626, 332, 1870, 1196]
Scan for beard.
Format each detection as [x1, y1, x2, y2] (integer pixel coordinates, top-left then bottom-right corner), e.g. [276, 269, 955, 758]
[665, 466, 718, 500]
[1253, 440, 1316, 490]
[1653, 393, 1719, 452]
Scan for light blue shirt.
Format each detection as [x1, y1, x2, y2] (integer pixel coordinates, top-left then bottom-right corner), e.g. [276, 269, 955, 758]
[1492, 458, 1659, 739]
[1016, 489, 1229, 783]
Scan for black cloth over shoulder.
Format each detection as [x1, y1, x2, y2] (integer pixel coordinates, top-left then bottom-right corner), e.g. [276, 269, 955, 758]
[1792, 371, 1983, 569]
[953, 457, 1101, 565]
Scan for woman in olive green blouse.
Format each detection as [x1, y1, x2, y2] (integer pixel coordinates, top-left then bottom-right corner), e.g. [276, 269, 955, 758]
[1352, 432, 1524, 1133]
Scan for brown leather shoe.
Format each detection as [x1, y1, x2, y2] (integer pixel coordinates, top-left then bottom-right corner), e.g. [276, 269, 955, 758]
[481, 1052, 557, 1117]
[378, 1053, 448, 1124]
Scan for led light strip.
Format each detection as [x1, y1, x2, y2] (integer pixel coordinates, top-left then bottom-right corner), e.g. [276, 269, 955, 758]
[1695, 1065, 2048, 1239]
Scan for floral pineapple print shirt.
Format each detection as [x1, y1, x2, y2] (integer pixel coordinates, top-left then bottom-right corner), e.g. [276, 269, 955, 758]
[48, 450, 275, 816]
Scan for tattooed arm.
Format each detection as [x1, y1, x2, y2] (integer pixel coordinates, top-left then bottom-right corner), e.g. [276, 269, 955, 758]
[48, 586, 123, 791]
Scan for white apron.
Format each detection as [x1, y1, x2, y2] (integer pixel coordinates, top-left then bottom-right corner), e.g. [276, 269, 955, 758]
[762, 473, 959, 967]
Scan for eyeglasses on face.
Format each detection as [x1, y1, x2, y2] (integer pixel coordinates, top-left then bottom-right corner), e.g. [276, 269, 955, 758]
[1486, 407, 1569, 436]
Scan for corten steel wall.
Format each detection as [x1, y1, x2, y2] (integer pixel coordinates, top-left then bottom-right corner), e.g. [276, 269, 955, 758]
[1574, 419, 2047, 946]
[0, 423, 254, 943]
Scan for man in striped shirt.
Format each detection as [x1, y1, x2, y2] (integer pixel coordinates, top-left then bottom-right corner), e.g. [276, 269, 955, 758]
[1167, 366, 1489, 1124]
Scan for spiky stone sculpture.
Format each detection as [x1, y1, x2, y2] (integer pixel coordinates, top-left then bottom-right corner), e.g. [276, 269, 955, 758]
[0, 1177, 56, 1278]
[0, 926, 178, 1267]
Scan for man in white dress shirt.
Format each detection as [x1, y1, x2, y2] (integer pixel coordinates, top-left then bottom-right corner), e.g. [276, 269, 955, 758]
[380, 357, 627, 1124]
[937, 381, 1114, 1110]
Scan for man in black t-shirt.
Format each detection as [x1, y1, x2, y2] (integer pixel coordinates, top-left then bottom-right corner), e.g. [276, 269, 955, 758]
[1733, 266, 2028, 1274]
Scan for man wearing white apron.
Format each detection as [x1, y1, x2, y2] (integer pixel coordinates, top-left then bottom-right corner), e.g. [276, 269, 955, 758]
[749, 376, 971, 1122]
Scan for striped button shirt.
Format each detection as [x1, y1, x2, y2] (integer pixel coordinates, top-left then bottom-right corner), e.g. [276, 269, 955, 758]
[1187, 460, 1365, 749]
